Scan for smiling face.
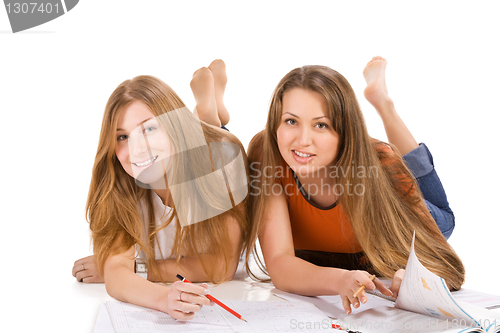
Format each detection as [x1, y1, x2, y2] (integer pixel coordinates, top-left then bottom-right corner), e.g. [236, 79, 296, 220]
[115, 100, 171, 185]
[276, 88, 340, 177]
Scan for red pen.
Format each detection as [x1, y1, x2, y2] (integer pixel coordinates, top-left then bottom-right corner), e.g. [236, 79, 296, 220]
[176, 274, 247, 322]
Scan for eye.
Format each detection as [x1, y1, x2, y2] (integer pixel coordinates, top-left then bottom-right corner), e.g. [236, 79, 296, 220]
[117, 134, 128, 141]
[284, 118, 297, 126]
[143, 126, 156, 134]
[315, 122, 329, 130]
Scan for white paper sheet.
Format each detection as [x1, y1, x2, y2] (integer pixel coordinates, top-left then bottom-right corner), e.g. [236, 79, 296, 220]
[104, 299, 333, 333]
[395, 234, 480, 326]
[273, 288, 394, 319]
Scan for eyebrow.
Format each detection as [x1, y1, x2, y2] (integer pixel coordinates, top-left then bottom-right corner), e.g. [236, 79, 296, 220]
[282, 112, 327, 120]
[116, 117, 154, 131]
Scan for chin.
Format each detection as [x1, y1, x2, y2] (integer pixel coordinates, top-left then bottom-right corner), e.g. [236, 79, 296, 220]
[288, 164, 311, 176]
[134, 163, 167, 188]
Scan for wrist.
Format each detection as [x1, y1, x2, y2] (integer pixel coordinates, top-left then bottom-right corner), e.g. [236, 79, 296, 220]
[329, 268, 350, 295]
[155, 287, 171, 313]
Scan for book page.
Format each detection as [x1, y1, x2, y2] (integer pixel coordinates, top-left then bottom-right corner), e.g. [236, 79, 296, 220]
[335, 306, 481, 333]
[105, 299, 332, 333]
[273, 288, 394, 318]
[452, 289, 500, 310]
[395, 233, 485, 329]
[454, 301, 500, 333]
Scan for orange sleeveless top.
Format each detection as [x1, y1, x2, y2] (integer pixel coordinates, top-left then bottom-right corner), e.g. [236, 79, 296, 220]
[278, 168, 363, 253]
[276, 142, 415, 253]
[248, 131, 416, 254]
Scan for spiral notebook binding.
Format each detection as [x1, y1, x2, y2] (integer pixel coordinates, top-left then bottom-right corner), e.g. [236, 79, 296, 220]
[367, 290, 397, 302]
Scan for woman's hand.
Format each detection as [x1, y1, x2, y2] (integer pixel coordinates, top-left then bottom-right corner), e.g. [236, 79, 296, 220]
[339, 270, 393, 314]
[72, 255, 104, 283]
[389, 269, 405, 298]
[162, 281, 213, 320]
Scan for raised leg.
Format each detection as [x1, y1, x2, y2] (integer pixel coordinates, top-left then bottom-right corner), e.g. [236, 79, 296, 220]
[363, 56, 418, 156]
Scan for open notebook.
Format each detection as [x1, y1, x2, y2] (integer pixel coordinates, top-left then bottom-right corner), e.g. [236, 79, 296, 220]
[95, 299, 333, 333]
[274, 233, 500, 333]
[335, 233, 500, 333]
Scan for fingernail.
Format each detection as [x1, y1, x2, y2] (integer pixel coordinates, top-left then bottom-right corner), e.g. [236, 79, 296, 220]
[369, 283, 375, 289]
[204, 289, 210, 295]
[210, 301, 215, 306]
[361, 297, 366, 304]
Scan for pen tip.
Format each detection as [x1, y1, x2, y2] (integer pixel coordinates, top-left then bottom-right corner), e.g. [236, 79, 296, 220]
[241, 318, 247, 322]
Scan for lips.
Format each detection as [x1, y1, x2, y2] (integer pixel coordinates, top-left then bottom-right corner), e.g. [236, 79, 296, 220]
[292, 149, 315, 163]
[132, 155, 158, 168]
[293, 150, 313, 158]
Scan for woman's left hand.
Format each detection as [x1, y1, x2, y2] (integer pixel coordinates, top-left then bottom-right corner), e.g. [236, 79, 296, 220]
[72, 255, 104, 283]
[389, 269, 405, 298]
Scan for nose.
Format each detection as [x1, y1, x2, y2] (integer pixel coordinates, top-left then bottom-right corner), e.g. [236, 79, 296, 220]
[298, 126, 312, 147]
[129, 133, 149, 156]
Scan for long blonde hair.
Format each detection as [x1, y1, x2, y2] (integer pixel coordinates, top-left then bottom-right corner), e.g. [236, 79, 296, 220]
[87, 75, 249, 282]
[246, 65, 464, 290]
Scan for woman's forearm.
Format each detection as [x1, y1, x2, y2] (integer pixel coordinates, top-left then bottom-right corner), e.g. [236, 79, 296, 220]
[104, 250, 170, 312]
[267, 252, 346, 296]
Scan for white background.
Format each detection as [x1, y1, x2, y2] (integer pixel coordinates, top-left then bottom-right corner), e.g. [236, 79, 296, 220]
[1, 1, 499, 332]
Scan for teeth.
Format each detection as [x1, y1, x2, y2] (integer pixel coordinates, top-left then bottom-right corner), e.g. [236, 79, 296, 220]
[294, 150, 312, 158]
[133, 156, 158, 167]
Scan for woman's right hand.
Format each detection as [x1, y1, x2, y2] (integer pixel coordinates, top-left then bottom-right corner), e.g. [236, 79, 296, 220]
[163, 281, 213, 320]
[339, 270, 393, 314]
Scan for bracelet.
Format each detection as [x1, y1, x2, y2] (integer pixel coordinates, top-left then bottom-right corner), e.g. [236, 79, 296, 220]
[134, 259, 148, 279]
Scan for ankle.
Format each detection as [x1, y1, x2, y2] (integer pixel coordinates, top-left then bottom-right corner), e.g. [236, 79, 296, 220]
[375, 98, 397, 122]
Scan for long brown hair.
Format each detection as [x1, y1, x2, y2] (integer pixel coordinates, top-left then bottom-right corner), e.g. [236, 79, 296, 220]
[246, 65, 464, 290]
[87, 75, 249, 283]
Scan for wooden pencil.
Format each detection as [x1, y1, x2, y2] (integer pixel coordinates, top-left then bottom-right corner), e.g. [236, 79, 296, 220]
[176, 274, 247, 322]
[353, 274, 376, 298]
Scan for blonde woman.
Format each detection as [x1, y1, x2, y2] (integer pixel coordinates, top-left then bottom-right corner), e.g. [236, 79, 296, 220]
[72, 61, 250, 320]
[246, 57, 464, 315]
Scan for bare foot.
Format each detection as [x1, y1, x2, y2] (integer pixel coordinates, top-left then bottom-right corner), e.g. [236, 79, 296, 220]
[364, 57, 418, 155]
[190, 67, 221, 127]
[208, 59, 230, 126]
[363, 56, 394, 116]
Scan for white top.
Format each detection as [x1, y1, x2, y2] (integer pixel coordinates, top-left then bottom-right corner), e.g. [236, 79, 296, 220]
[136, 191, 177, 260]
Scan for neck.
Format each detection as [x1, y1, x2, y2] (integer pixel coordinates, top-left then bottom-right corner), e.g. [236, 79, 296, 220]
[295, 166, 335, 187]
[294, 167, 338, 206]
[152, 188, 174, 206]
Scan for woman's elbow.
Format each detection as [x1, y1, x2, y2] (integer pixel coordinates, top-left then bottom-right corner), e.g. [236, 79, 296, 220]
[103, 272, 122, 300]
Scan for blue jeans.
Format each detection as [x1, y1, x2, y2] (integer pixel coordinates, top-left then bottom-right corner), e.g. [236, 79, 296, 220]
[403, 143, 454, 239]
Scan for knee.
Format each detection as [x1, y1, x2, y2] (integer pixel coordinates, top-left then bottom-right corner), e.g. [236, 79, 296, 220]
[426, 201, 455, 240]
